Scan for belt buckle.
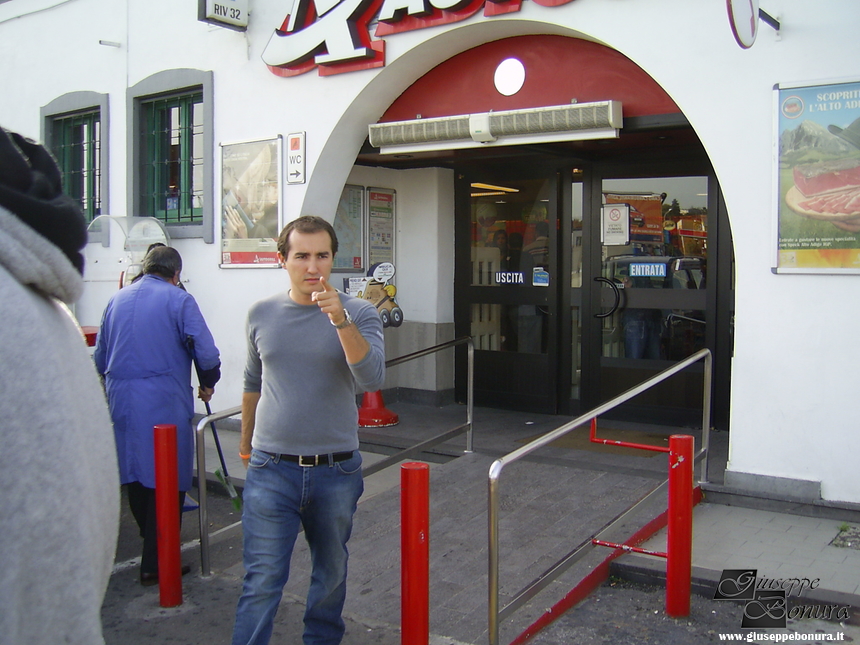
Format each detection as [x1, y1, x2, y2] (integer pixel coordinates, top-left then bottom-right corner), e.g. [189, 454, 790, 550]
[298, 455, 319, 467]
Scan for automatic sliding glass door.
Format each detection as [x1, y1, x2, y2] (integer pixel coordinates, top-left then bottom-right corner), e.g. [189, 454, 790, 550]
[596, 176, 710, 423]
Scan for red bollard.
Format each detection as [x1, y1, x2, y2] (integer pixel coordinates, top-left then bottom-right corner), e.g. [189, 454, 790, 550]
[401, 462, 429, 645]
[154, 424, 183, 607]
[666, 434, 694, 617]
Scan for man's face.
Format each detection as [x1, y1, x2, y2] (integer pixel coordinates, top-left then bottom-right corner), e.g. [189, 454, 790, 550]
[279, 229, 334, 305]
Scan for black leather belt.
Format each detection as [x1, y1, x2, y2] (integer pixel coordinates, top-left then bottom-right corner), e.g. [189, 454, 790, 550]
[261, 450, 355, 467]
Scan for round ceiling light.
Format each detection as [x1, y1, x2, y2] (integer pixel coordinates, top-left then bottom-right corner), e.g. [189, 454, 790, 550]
[494, 58, 525, 97]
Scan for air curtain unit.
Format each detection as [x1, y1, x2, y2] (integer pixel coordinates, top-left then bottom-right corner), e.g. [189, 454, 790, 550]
[368, 100, 622, 154]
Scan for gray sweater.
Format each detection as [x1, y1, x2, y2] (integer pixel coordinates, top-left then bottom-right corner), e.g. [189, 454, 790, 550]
[244, 291, 386, 456]
[0, 206, 120, 644]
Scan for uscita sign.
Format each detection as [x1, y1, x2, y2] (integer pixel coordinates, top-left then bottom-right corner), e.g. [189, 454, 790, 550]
[495, 272, 524, 284]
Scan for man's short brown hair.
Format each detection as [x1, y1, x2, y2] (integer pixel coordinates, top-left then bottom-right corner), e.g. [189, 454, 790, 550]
[277, 216, 338, 258]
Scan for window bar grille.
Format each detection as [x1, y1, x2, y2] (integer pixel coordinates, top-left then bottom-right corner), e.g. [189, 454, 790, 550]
[143, 92, 203, 225]
[51, 111, 101, 221]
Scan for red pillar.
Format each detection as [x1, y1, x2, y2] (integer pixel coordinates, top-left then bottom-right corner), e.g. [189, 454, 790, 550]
[401, 462, 429, 645]
[666, 434, 693, 617]
[154, 424, 183, 607]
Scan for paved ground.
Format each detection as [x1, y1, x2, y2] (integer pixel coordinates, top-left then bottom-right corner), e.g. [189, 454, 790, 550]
[101, 402, 860, 645]
[530, 577, 860, 644]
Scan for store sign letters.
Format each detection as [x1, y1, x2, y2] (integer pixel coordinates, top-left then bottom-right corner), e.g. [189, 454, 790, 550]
[262, 0, 382, 73]
[263, 0, 575, 76]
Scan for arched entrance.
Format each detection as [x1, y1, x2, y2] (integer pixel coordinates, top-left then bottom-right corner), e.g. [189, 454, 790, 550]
[357, 35, 734, 429]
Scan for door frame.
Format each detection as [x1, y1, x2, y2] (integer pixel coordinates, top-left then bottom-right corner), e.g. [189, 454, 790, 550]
[453, 162, 562, 413]
[568, 155, 731, 429]
[453, 152, 733, 429]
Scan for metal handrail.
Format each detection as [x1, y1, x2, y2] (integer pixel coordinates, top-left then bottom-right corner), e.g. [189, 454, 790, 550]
[667, 312, 706, 325]
[195, 405, 241, 577]
[487, 348, 712, 645]
[362, 336, 474, 478]
[194, 336, 475, 576]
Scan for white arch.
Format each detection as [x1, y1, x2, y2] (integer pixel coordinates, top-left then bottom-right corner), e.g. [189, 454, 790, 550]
[300, 19, 602, 219]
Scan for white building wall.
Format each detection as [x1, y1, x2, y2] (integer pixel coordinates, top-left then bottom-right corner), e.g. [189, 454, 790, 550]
[345, 165, 455, 395]
[2, 0, 859, 501]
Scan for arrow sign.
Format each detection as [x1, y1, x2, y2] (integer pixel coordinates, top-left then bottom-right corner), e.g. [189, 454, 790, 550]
[287, 132, 306, 184]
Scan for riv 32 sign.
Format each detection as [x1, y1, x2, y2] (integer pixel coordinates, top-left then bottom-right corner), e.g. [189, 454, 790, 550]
[262, 0, 575, 77]
[204, 0, 249, 29]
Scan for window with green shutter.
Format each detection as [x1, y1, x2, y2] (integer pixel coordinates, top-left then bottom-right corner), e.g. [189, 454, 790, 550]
[50, 110, 102, 222]
[141, 91, 204, 225]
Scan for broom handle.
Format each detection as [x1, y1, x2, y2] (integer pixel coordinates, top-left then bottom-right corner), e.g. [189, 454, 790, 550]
[187, 337, 231, 480]
[204, 399, 231, 479]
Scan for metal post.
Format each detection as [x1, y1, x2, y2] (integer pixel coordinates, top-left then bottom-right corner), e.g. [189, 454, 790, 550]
[402, 462, 430, 645]
[154, 424, 183, 607]
[195, 405, 241, 577]
[195, 418, 210, 577]
[465, 339, 474, 453]
[488, 461, 502, 645]
[700, 352, 713, 485]
[666, 434, 693, 617]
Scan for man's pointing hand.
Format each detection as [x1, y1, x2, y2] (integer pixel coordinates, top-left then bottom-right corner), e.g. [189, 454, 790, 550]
[311, 276, 347, 326]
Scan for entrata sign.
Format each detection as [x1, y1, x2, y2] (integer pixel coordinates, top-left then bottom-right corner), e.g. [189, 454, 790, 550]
[263, 0, 576, 76]
[630, 262, 667, 278]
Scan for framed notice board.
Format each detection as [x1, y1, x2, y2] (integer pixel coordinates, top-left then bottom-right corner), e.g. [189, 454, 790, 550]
[219, 136, 282, 268]
[367, 187, 395, 267]
[333, 184, 365, 271]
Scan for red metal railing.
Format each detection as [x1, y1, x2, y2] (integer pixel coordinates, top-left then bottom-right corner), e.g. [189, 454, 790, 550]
[588, 419, 694, 617]
[488, 348, 712, 645]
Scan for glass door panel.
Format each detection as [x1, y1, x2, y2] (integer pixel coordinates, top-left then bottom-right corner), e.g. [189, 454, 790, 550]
[598, 176, 709, 420]
[570, 305, 582, 400]
[569, 176, 584, 403]
[571, 176, 584, 287]
[469, 175, 554, 353]
[463, 171, 558, 413]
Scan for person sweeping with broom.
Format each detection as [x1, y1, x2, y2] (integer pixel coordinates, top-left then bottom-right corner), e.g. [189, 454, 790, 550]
[95, 246, 221, 586]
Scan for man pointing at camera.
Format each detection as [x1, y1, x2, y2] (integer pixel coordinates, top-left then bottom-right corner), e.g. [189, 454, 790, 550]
[232, 216, 386, 645]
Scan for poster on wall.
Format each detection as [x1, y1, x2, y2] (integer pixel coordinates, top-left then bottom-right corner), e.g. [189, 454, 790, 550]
[775, 78, 860, 273]
[368, 188, 395, 267]
[220, 136, 282, 268]
[333, 184, 364, 271]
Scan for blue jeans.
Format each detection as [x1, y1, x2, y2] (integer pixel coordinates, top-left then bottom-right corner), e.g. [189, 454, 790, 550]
[231, 449, 364, 645]
[624, 317, 662, 360]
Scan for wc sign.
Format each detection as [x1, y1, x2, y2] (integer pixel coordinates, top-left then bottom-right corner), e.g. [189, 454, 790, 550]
[287, 132, 306, 184]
